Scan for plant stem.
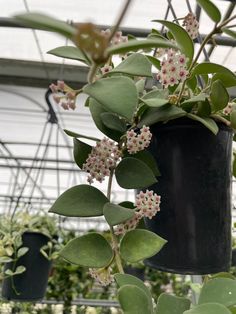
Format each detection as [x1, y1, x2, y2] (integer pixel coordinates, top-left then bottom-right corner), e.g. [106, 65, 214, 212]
[87, 62, 99, 83]
[107, 170, 124, 274]
[108, 0, 133, 42]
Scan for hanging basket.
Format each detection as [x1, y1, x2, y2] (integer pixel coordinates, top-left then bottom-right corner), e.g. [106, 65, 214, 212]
[144, 118, 233, 274]
[2, 231, 52, 301]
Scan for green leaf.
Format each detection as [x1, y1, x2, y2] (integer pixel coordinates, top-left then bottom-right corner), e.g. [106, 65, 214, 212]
[187, 114, 219, 135]
[223, 28, 236, 40]
[109, 53, 152, 77]
[210, 80, 229, 112]
[120, 229, 167, 263]
[103, 203, 135, 226]
[156, 293, 191, 314]
[60, 233, 113, 268]
[212, 72, 236, 88]
[14, 13, 76, 38]
[184, 303, 231, 314]
[233, 154, 236, 178]
[197, 100, 211, 117]
[211, 272, 236, 280]
[84, 76, 138, 121]
[64, 129, 99, 141]
[146, 56, 161, 70]
[198, 278, 236, 307]
[0, 256, 13, 263]
[138, 104, 186, 127]
[196, 0, 221, 23]
[115, 157, 157, 189]
[118, 284, 153, 314]
[47, 46, 89, 64]
[229, 305, 236, 314]
[17, 247, 29, 258]
[136, 79, 146, 95]
[4, 269, 14, 276]
[181, 94, 207, 106]
[49, 185, 108, 217]
[73, 138, 92, 169]
[100, 112, 127, 133]
[186, 76, 198, 92]
[231, 111, 236, 130]
[107, 38, 178, 56]
[152, 20, 194, 63]
[14, 266, 26, 275]
[89, 99, 122, 142]
[115, 273, 152, 301]
[192, 63, 236, 84]
[141, 98, 169, 108]
[131, 150, 160, 177]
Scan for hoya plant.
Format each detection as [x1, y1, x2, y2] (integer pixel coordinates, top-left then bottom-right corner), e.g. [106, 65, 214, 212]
[13, 0, 236, 312]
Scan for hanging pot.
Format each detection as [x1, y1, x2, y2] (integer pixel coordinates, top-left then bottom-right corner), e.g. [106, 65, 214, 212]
[2, 231, 52, 301]
[143, 117, 233, 274]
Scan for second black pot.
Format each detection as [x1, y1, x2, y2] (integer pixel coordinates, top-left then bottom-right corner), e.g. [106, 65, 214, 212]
[2, 231, 52, 301]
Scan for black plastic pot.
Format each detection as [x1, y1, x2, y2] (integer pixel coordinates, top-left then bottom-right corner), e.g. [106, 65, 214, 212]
[124, 266, 145, 281]
[2, 231, 52, 301]
[144, 118, 233, 274]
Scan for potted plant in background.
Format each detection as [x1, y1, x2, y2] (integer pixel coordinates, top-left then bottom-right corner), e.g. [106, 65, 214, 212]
[0, 210, 58, 302]
[12, 0, 236, 312]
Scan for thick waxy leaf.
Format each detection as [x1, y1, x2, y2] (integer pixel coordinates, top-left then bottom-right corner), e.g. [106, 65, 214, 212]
[47, 46, 89, 65]
[187, 114, 219, 135]
[212, 72, 236, 88]
[197, 100, 211, 117]
[231, 111, 236, 130]
[146, 56, 161, 70]
[60, 233, 113, 268]
[17, 247, 29, 258]
[100, 112, 127, 133]
[115, 273, 152, 301]
[103, 203, 135, 226]
[107, 38, 178, 55]
[143, 89, 168, 100]
[156, 293, 191, 314]
[64, 129, 99, 141]
[110, 53, 152, 77]
[223, 28, 236, 40]
[49, 185, 108, 217]
[198, 278, 236, 307]
[138, 105, 186, 127]
[196, 0, 221, 23]
[186, 76, 198, 92]
[131, 150, 160, 176]
[141, 98, 169, 107]
[192, 63, 236, 84]
[152, 20, 194, 63]
[120, 229, 167, 263]
[14, 13, 76, 38]
[73, 138, 92, 169]
[118, 285, 153, 314]
[181, 94, 207, 106]
[184, 303, 231, 314]
[115, 157, 157, 189]
[84, 77, 138, 121]
[89, 99, 122, 142]
[136, 79, 146, 94]
[210, 80, 229, 112]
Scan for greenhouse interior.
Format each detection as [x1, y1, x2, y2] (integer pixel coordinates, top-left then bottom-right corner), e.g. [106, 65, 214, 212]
[1, 0, 236, 313]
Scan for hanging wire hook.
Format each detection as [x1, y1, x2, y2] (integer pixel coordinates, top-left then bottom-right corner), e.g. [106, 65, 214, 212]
[45, 88, 58, 124]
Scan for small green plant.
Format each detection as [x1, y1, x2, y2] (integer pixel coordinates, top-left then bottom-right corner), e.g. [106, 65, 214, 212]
[0, 210, 58, 281]
[12, 0, 236, 312]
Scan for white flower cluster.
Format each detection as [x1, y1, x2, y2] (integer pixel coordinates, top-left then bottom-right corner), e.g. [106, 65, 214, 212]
[156, 49, 189, 88]
[183, 13, 199, 39]
[126, 126, 152, 154]
[49, 80, 76, 110]
[115, 190, 161, 235]
[82, 138, 121, 184]
[89, 267, 113, 286]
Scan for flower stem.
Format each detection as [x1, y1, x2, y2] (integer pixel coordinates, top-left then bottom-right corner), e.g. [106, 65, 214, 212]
[87, 63, 99, 83]
[108, 0, 133, 42]
[107, 170, 124, 274]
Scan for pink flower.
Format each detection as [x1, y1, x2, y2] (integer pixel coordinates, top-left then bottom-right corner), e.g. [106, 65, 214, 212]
[82, 138, 121, 184]
[49, 80, 77, 110]
[136, 190, 161, 219]
[183, 13, 199, 39]
[126, 126, 152, 154]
